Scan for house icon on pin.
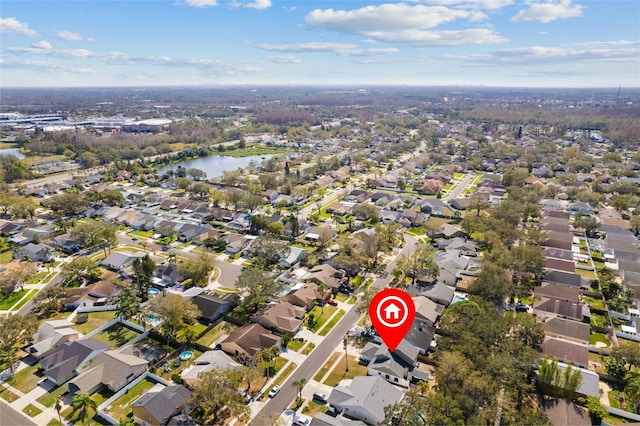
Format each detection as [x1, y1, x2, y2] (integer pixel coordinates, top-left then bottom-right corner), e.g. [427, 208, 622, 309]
[383, 303, 401, 320]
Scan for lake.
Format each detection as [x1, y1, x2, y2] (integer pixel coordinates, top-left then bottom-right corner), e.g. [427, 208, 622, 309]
[0, 147, 26, 159]
[155, 154, 273, 179]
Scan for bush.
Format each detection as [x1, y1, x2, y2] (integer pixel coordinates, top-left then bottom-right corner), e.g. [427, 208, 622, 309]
[171, 374, 183, 384]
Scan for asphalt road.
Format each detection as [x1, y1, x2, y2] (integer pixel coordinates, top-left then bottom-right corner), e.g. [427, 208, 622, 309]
[117, 234, 243, 288]
[0, 399, 37, 426]
[250, 235, 417, 425]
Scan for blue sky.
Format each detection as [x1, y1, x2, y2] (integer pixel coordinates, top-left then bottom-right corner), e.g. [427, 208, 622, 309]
[1, 0, 638, 88]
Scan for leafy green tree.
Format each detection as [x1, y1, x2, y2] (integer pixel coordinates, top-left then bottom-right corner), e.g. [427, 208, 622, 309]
[235, 267, 282, 311]
[178, 253, 214, 287]
[468, 261, 512, 305]
[115, 287, 141, 322]
[61, 257, 102, 286]
[351, 203, 380, 223]
[190, 368, 249, 425]
[32, 286, 69, 317]
[132, 254, 156, 297]
[245, 236, 289, 269]
[625, 372, 640, 412]
[45, 192, 89, 217]
[148, 293, 200, 342]
[392, 243, 439, 287]
[0, 314, 38, 378]
[587, 397, 607, 424]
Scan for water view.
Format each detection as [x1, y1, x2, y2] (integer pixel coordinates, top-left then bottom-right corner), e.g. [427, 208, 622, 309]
[0, 147, 26, 159]
[155, 154, 273, 179]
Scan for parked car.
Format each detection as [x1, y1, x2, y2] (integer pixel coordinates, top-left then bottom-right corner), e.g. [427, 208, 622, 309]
[268, 385, 280, 398]
[326, 299, 338, 306]
[294, 415, 312, 426]
[312, 392, 329, 404]
[339, 284, 354, 294]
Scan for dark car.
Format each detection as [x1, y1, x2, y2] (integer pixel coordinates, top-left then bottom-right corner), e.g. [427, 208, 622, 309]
[515, 302, 529, 313]
[327, 299, 338, 306]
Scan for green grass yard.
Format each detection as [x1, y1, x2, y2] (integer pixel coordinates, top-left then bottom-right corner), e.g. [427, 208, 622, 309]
[72, 311, 116, 335]
[93, 322, 141, 348]
[195, 321, 237, 348]
[323, 355, 368, 387]
[36, 384, 68, 407]
[0, 289, 30, 310]
[104, 378, 157, 421]
[306, 305, 338, 333]
[319, 309, 345, 336]
[313, 352, 341, 382]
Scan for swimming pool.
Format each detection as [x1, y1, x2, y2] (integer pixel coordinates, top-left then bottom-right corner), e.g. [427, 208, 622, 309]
[179, 351, 194, 361]
[451, 293, 468, 304]
[148, 288, 160, 296]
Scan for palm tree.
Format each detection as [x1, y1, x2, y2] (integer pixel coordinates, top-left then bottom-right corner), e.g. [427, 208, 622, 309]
[416, 379, 429, 395]
[317, 282, 328, 315]
[70, 392, 97, 426]
[292, 378, 307, 404]
[54, 395, 63, 425]
[625, 372, 640, 411]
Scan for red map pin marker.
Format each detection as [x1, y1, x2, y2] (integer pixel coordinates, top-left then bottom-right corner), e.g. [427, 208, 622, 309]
[369, 288, 415, 352]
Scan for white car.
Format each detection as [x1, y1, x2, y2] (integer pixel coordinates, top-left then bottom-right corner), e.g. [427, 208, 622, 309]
[268, 385, 280, 398]
[294, 415, 311, 426]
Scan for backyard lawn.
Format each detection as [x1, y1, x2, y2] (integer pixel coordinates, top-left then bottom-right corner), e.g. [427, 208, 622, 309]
[104, 378, 158, 421]
[93, 323, 142, 348]
[195, 321, 237, 348]
[74, 312, 119, 336]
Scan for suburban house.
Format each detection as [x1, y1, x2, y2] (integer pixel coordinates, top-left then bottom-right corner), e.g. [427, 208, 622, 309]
[303, 264, 347, 292]
[541, 337, 589, 369]
[67, 348, 148, 395]
[154, 263, 184, 287]
[250, 302, 306, 334]
[539, 398, 591, 426]
[533, 297, 591, 323]
[280, 246, 307, 269]
[328, 375, 404, 425]
[412, 296, 443, 325]
[100, 251, 147, 272]
[180, 351, 241, 387]
[220, 323, 281, 359]
[29, 320, 80, 360]
[14, 242, 54, 263]
[541, 317, 590, 345]
[192, 293, 239, 324]
[283, 283, 326, 309]
[64, 281, 122, 309]
[51, 233, 81, 254]
[359, 340, 421, 388]
[40, 338, 109, 386]
[132, 383, 192, 426]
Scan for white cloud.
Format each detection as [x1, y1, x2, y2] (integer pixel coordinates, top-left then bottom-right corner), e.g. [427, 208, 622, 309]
[0, 17, 37, 36]
[260, 42, 358, 53]
[303, 3, 504, 46]
[512, 0, 584, 23]
[444, 43, 640, 65]
[244, 0, 272, 10]
[56, 30, 94, 42]
[32, 40, 52, 50]
[306, 4, 477, 33]
[185, 0, 218, 7]
[260, 42, 399, 57]
[367, 28, 506, 46]
[265, 55, 302, 64]
[415, 0, 513, 9]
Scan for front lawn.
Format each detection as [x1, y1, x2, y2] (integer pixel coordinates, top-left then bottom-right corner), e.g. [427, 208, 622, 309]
[313, 352, 341, 382]
[37, 384, 68, 407]
[0, 386, 20, 402]
[93, 322, 142, 348]
[302, 342, 315, 355]
[306, 305, 338, 333]
[0, 250, 13, 264]
[323, 355, 368, 387]
[12, 289, 37, 311]
[0, 289, 30, 310]
[288, 339, 306, 352]
[302, 400, 329, 417]
[319, 309, 345, 336]
[22, 403, 43, 417]
[8, 364, 43, 393]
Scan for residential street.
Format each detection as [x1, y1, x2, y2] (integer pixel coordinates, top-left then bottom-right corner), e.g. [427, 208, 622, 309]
[250, 235, 418, 425]
[0, 399, 37, 426]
